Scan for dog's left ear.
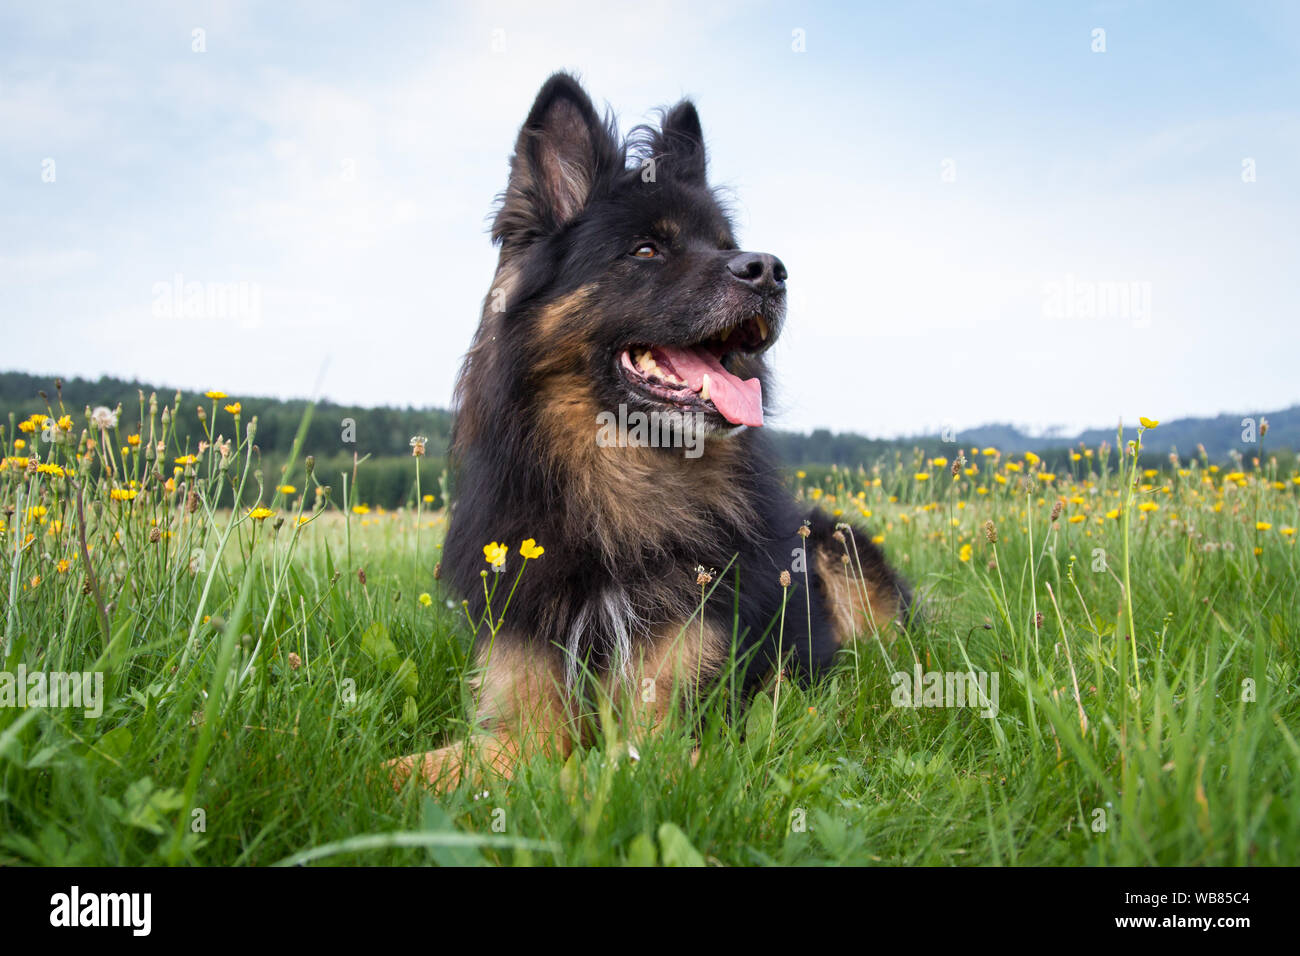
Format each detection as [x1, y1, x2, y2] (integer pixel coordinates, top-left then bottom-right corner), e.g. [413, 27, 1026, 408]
[660, 100, 708, 185]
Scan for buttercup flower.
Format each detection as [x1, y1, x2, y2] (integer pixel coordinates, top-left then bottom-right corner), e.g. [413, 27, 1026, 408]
[520, 538, 545, 559]
[483, 542, 508, 568]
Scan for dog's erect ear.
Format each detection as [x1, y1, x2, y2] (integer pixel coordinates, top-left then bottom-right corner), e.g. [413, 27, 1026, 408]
[659, 100, 707, 185]
[493, 73, 620, 249]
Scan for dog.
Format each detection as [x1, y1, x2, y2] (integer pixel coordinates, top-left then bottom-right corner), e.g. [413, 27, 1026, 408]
[388, 73, 910, 790]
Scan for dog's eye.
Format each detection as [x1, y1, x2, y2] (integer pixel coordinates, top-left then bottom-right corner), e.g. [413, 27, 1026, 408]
[631, 242, 660, 259]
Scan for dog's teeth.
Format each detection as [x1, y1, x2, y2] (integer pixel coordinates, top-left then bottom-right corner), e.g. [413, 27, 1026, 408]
[755, 316, 769, 341]
[701, 373, 711, 402]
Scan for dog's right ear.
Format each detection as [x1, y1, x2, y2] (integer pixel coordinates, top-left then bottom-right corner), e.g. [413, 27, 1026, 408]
[493, 73, 620, 250]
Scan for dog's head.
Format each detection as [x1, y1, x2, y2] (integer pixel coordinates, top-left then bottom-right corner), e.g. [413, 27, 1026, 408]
[464, 73, 786, 440]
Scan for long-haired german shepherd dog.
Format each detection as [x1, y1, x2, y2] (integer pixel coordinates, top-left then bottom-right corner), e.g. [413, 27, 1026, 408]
[389, 73, 910, 789]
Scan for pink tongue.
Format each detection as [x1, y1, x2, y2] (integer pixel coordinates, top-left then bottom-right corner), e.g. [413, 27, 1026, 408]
[653, 346, 764, 427]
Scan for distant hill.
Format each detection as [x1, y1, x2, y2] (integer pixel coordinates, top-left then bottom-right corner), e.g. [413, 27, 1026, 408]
[0, 370, 454, 462]
[2, 372, 1291, 484]
[929, 409, 1296, 462]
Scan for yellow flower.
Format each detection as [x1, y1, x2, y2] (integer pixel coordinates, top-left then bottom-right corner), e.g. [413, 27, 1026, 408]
[1256, 521, 1272, 531]
[422, 493, 434, 503]
[418, 592, 433, 607]
[57, 559, 71, 573]
[1281, 527, 1295, 536]
[205, 390, 227, 400]
[914, 472, 930, 481]
[57, 415, 73, 431]
[520, 538, 545, 560]
[1106, 508, 1120, 520]
[1139, 502, 1159, 513]
[278, 484, 296, 495]
[931, 457, 948, 468]
[1068, 514, 1085, 524]
[18, 420, 36, 433]
[14, 439, 25, 450]
[1024, 451, 1040, 466]
[175, 454, 198, 465]
[247, 507, 274, 521]
[127, 434, 142, 446]
[483, 542, 508, 568]
[36, 463, 65, 478]
[352, 504, 371, 515]
[958, 543, 971, 562]
[981, 447, 999, 456]
[225, 402, 242, 415]
[1037, 473, 1056, 483]
[110, 488, 138, 501]
[871, 534, 885, 544]
[795, 470, 806, 479]
[1140, 417, 1159, 429]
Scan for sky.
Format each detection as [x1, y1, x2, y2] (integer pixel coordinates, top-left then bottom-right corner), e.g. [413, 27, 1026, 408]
[2, 0, 1298, 438]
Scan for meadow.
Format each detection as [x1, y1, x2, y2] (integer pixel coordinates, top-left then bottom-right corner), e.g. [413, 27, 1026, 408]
[1, 391, 1297, 866]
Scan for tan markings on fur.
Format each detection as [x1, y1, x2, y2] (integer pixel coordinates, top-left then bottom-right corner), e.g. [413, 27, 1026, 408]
[814, 548, 900, 645]
[616, 618, 728, 733]
[535, 369, 757, 562]
[386, 640, 573, 792]
[457, 282, 757, 561]
[653, 219, 681, 241]
[531, 286, 595, 366]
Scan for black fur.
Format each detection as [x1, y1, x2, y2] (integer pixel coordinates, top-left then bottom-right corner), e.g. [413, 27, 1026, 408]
[442, 73, 910, 697]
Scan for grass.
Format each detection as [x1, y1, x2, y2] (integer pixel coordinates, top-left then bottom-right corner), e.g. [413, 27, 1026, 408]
[1, 395, 1297, 866]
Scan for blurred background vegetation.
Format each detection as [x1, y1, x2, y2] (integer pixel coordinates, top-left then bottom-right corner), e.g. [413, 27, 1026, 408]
[3, 370, 1293, 509]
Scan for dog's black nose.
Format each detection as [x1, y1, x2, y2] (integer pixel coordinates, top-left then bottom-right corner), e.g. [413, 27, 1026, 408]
[727, 252, 787, 290]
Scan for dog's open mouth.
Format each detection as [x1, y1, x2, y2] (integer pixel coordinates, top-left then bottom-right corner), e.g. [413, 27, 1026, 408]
[618, 314, 769, 428]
